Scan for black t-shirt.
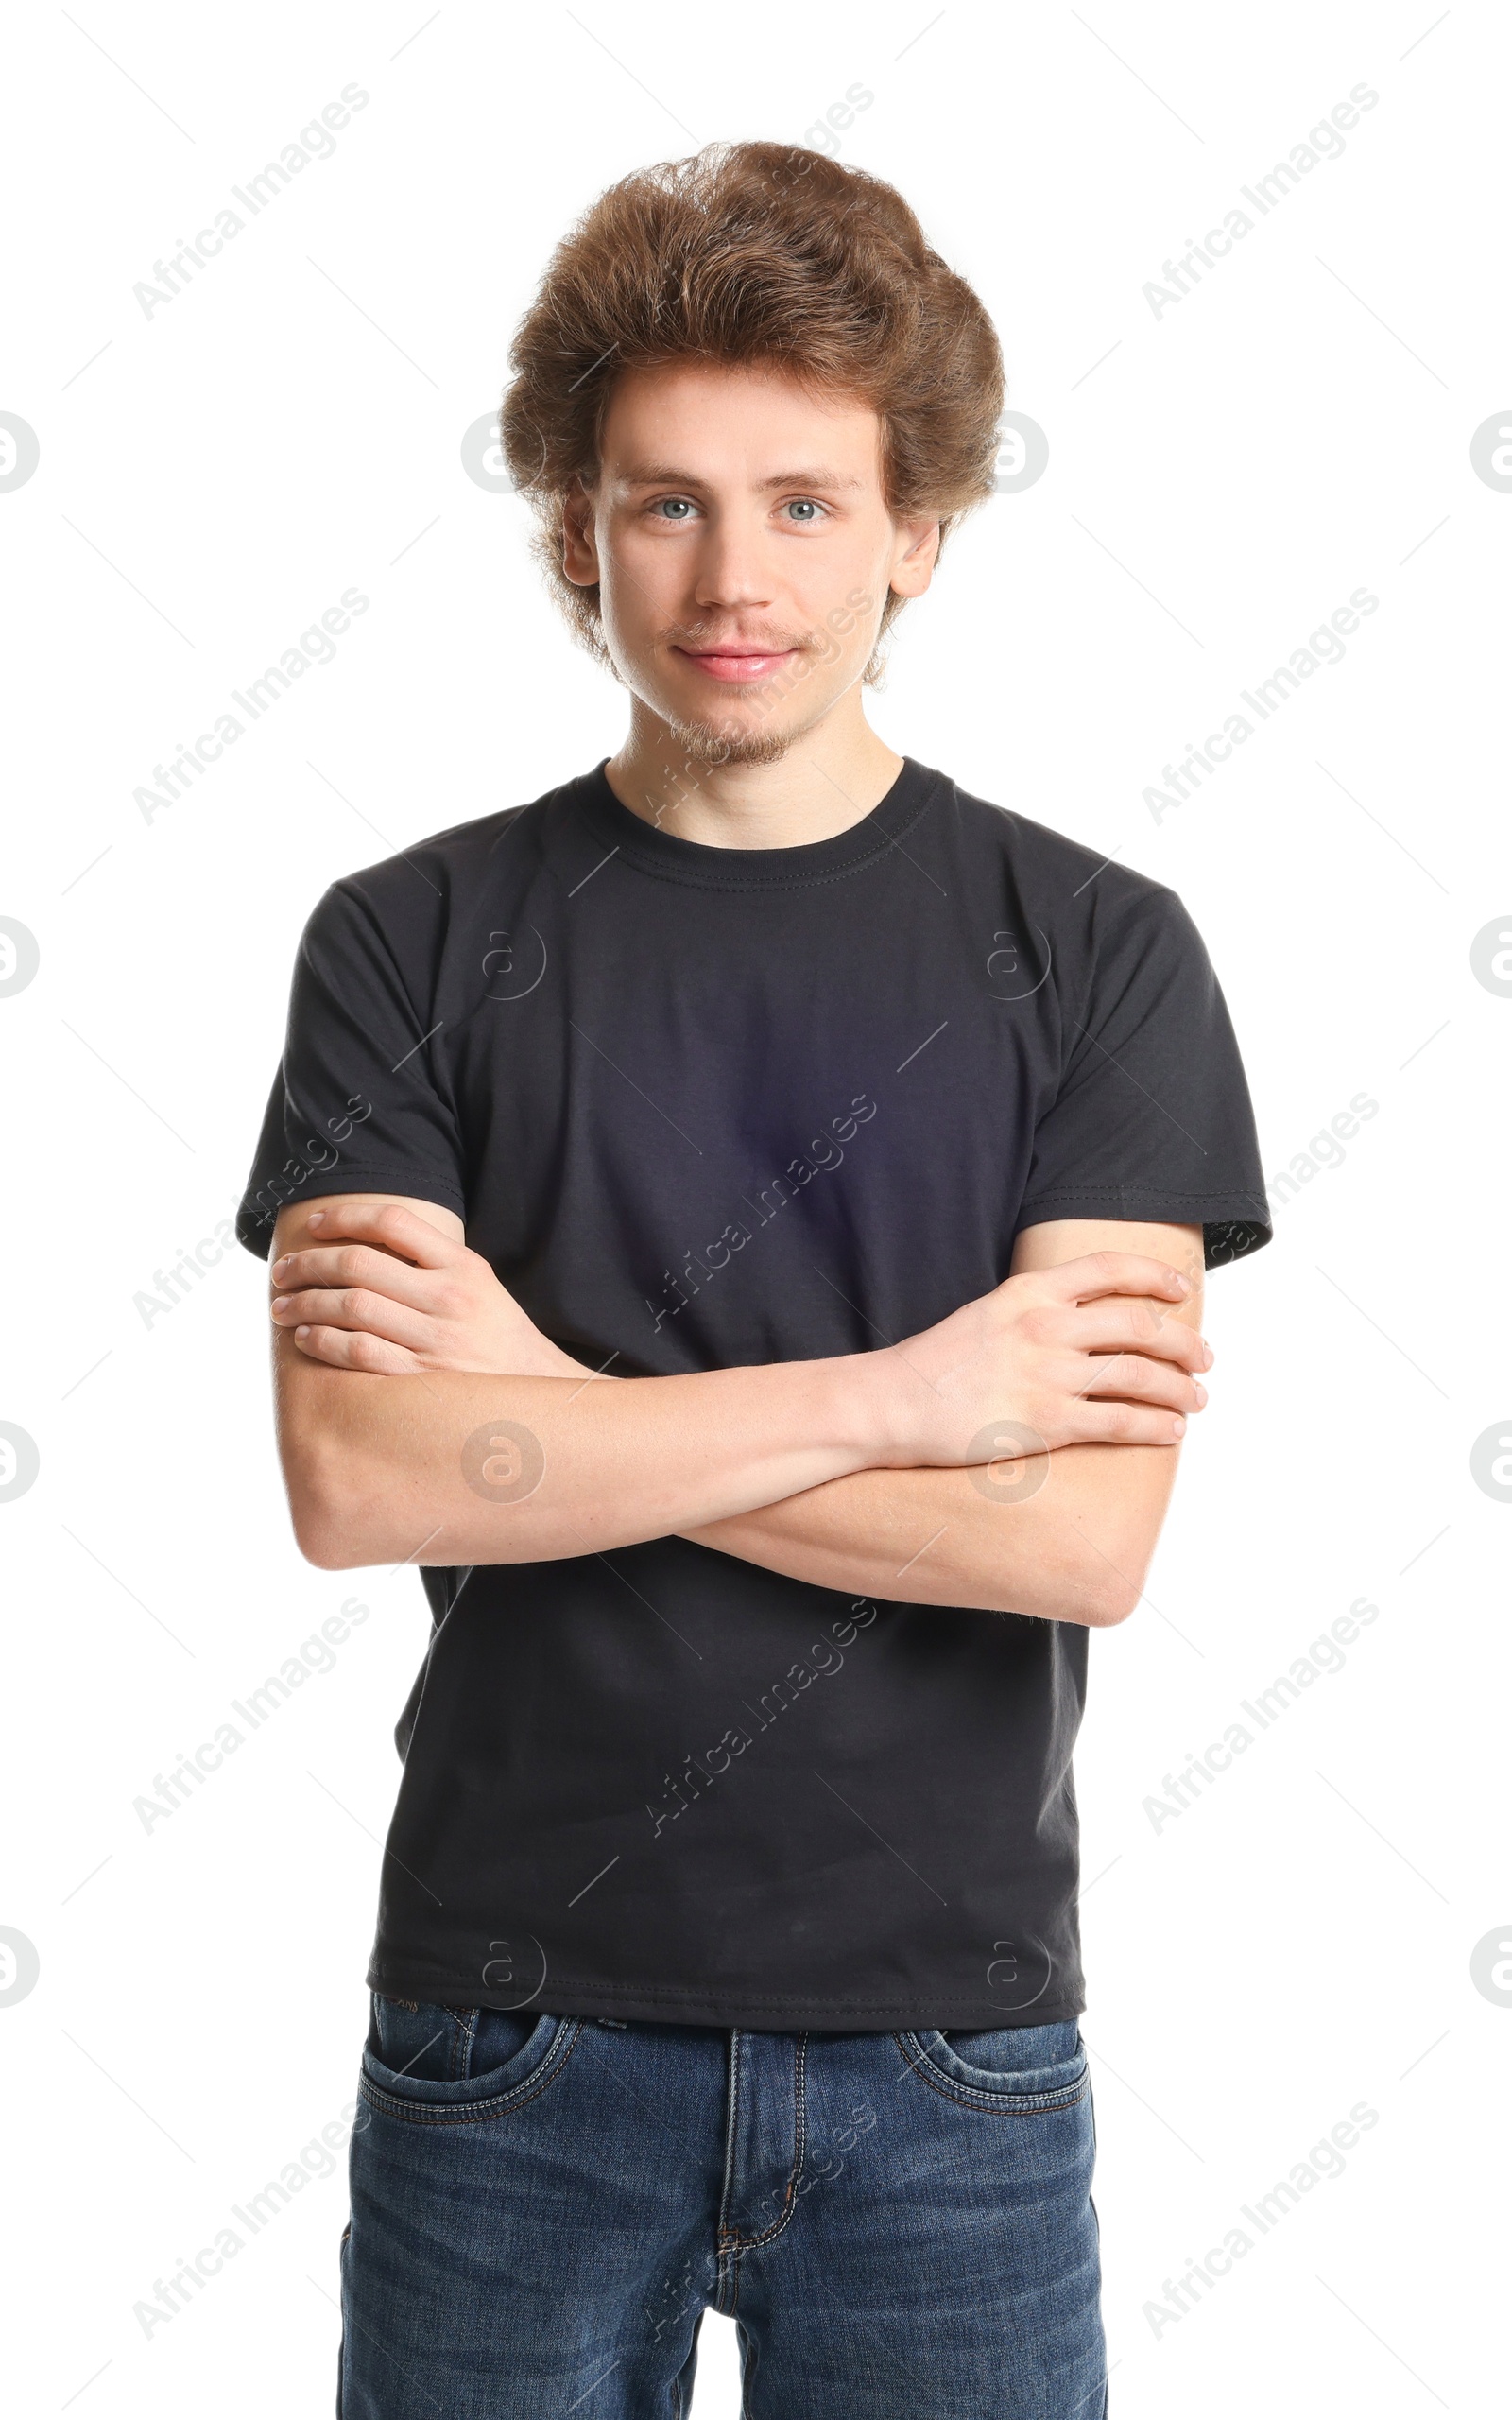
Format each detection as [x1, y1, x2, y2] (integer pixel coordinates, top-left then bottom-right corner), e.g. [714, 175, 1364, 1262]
[237, 757, 1270, 2031]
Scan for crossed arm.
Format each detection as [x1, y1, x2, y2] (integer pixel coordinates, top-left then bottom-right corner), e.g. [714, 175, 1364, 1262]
[262, 1195, 1211, 1628]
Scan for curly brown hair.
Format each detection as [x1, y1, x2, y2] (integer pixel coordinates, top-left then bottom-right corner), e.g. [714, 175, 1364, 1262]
[500, 141, 1005, 674]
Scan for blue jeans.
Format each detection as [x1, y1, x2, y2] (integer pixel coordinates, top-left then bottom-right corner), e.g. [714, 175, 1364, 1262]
[339, 1996, 1106, 2417]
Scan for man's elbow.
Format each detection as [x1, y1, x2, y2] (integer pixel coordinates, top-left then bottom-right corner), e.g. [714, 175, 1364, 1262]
[1075, 1520, 1161, 1627]
[1061, 1457, 1180, 1627]
[983, 1554, 1145, 1628]
[282, 1443, 373, 1572]
[1080, 1567, 1144, 1628]
[293, 1508, 365, 1571]
[288, 1487, 364, 1571]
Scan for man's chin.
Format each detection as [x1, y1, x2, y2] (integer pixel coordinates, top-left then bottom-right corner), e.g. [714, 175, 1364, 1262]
[665, 714, 792, 769]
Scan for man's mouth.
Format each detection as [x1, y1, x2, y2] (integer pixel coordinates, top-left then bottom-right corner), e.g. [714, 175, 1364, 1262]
[671, 644, 801, 685]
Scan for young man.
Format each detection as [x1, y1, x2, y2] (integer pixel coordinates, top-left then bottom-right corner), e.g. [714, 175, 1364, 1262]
[239, 143, 1269, 2418]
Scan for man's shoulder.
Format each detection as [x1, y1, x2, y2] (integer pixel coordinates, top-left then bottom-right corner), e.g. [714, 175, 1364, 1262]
[928, 765, 1185, 931]
[321, 773, 591, 929]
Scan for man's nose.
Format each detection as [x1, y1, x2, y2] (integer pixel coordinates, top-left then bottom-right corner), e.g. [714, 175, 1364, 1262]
[691, 511, 779, 614]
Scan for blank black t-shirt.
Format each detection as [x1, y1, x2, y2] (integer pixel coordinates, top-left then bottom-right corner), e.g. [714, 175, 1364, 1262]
[237, 757, 1270, 2031]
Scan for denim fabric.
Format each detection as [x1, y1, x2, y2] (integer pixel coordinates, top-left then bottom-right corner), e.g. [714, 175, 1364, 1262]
[338, 1996, 1106, 2417]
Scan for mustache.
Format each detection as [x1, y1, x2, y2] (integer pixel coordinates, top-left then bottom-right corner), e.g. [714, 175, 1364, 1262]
[662, 622, 815, 653]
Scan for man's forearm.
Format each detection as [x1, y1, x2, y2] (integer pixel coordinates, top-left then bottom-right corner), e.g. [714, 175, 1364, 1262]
[280, 1344, 904, 1569]
[681, 1436, 1183, 1628]
[269, 1201, 1206, 1589]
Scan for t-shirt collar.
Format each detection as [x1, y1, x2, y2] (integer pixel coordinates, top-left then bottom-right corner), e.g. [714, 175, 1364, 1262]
[572, 755, 940, 891]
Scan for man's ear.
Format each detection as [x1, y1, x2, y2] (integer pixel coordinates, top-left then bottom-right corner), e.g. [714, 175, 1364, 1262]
[560, 483, 600, 588]
[889, 516, 941, 600]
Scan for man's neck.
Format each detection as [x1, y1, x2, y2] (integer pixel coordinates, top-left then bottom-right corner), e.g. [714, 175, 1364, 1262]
[604, 695, 905, 850]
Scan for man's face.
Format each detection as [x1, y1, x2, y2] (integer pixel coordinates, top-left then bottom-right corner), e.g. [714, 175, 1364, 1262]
[561, 361, 939, 764]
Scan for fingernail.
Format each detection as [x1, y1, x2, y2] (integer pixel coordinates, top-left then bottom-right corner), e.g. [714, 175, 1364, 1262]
[1175, 1273, 1192, 1293]
[1172, 1416, 1186, 1436]
[295, 1324, 311, 1340]
[270, 1296, 289, 1314]
[1194, 1383, 1207, 1407]
[309, 1212, 324, 1227]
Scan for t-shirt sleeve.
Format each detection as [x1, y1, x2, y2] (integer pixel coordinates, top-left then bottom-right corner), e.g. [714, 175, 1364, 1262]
[1015, 884, 1272, 1269]
[235, 876, 467, 1260]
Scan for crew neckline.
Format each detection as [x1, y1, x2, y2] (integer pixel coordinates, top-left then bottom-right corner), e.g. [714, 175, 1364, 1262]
[572, 755, 940, 892]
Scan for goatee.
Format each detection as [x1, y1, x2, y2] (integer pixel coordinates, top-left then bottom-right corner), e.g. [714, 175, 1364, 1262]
[666, 717, 792, 769]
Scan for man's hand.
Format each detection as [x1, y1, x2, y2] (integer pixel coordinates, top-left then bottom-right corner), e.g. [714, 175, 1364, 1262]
[263, 1197, 1211, 1613]
[883, 1249, 1211, 1464]
[688, 1219, 1211, 1622]
[269, 1202, 587, 1379]
[269, 1203, 1211, 1461]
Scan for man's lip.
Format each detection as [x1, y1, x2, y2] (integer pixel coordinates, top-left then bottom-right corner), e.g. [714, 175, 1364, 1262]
[672, 644, 799, 683]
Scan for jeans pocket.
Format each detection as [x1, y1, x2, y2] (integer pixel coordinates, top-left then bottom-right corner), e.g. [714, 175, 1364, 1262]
[902, 2018, 1089, 2109]
[360, 1995, 575, 2120]
[368, 1995, 546, 2082]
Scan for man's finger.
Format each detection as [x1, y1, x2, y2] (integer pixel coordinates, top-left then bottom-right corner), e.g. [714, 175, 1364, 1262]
[291, 1322, 421, 1374]
[1074, 1350, 1207, 1412]
[271, 1241, 438, 1311]
[275, 1287, 438, 1354]
[1031, 1251, 1193, 1305]
[306, 1200, 459, 1269]
[1066, 1396, 1190, 1446]
[1059, 1300, 1211, 1367]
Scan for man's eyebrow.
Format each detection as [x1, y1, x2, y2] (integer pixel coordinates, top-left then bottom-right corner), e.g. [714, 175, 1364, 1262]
[614, 462, 867, 494]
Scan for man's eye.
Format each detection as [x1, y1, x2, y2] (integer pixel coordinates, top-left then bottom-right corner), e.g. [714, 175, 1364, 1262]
[783, 498, 824, 523]
[650, 497, 696, 520]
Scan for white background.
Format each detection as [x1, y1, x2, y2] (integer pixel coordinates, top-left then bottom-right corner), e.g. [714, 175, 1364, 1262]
[2, 2, 1508, 2412]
